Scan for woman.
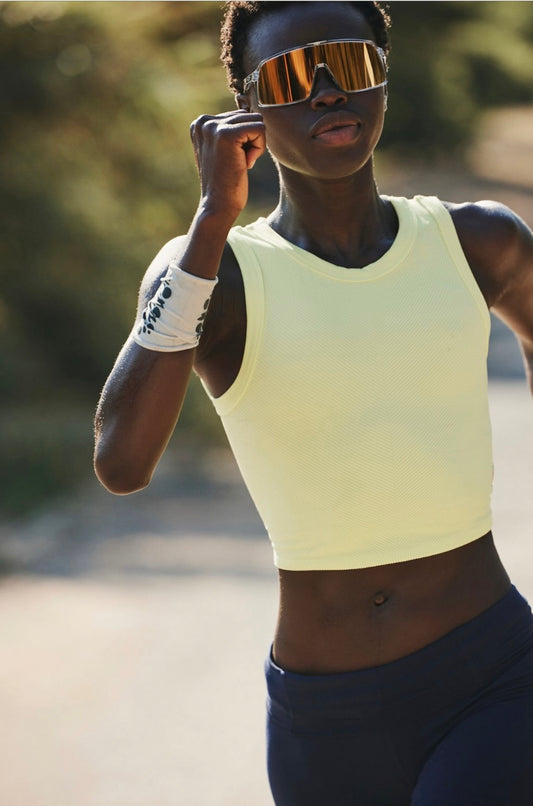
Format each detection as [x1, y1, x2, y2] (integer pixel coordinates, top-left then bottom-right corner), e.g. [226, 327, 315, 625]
[94, 3, 533, 804]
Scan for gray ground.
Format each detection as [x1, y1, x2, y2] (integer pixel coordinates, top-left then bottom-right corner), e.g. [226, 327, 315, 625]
[0, 377, 532, 806]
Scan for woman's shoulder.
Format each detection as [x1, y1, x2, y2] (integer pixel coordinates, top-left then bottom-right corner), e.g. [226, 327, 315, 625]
[441, 199, 533, 307]
[444, 198, 527, 245]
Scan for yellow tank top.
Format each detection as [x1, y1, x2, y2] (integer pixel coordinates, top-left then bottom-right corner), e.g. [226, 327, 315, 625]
[203, 195, 493, 570]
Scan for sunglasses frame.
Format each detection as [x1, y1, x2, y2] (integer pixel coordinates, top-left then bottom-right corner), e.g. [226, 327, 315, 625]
[243, 38, 388, 108]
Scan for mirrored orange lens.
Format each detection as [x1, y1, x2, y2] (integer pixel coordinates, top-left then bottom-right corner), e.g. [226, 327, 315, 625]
[257, 41, 386, 106]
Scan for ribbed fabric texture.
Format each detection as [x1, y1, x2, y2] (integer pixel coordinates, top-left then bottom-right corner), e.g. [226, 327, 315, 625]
[203, 196, 493, 570]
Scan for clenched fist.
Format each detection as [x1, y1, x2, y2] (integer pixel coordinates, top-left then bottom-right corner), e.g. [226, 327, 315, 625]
[190, 110, 266, 223]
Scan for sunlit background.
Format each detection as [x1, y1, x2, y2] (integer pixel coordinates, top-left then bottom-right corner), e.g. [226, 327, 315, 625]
[0, 3, 532, 805]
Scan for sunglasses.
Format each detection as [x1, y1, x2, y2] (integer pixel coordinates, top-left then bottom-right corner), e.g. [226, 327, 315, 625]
[243, 39, 387, 107]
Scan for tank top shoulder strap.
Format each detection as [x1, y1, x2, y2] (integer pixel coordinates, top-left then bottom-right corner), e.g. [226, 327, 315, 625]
[413, 195, 491, 337]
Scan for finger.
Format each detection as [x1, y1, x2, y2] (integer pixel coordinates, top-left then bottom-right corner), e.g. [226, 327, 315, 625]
[236, 126, 267, 169]
[190, 112, 263, 148]
[222, 111, 264, 125]
[245, 141, 265, 169]
[191, 110, 262, 130]
[216, 110, 262, 120]
[217, 120, 265, 155]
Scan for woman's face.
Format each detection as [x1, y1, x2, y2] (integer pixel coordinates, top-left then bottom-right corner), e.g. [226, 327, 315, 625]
[241, 2, 387, 181]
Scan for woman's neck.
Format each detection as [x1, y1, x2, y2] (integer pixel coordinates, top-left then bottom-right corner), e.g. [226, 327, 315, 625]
[267, 161, 397, 268]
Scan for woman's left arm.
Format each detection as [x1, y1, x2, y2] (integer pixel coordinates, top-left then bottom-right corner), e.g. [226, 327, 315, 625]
[450, 201, 533, 393]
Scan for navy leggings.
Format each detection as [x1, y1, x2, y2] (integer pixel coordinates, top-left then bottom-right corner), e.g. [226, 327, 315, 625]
[265, 586, 533, 805]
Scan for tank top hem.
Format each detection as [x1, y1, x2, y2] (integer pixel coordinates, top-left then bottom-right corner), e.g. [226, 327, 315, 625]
[273, 515, 493, 571]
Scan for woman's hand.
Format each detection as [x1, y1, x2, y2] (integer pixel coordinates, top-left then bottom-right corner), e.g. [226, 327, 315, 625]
[190, 110, 266, 222]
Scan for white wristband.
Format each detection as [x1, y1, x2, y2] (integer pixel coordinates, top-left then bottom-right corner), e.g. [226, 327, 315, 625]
[132, 261, 218, 352]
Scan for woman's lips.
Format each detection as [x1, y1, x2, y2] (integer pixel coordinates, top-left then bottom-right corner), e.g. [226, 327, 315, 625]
[313, 123, 361, 145]
[311, 113, 362, 146]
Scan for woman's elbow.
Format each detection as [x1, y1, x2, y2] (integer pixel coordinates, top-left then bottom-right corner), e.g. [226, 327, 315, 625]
[93, 453, 153, 496]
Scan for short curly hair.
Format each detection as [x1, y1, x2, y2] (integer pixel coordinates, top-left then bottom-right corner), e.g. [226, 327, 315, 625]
[220, 1, 391, 94]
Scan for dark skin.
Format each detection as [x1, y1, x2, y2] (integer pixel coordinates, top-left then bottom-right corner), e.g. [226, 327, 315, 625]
[95, 3, 533, 673]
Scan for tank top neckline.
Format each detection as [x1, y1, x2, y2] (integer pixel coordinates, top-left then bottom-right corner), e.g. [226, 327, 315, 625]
[250, 195, 417, 283]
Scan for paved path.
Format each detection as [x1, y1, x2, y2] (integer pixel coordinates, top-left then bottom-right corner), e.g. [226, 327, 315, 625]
[1, 381, 532, 806]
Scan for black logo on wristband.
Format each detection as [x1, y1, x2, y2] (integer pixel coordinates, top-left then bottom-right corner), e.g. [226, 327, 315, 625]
[139, 276, 173, 335]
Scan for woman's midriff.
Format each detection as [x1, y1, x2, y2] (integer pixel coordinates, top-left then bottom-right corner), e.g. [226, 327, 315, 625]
[272, 532, 511, 674]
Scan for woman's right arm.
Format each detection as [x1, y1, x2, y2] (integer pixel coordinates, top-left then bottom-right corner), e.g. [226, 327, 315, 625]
[93, 110, 265, 494]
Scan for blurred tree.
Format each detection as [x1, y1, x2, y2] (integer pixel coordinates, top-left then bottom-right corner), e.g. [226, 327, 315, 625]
[0, 1, 229, 403]
[384, 2, 533, 157]
[0, 1, 230, 515]
[0, 1, 532, 516]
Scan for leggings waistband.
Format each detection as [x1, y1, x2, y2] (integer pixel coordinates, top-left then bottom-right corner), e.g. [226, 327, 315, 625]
[266, 586, 533, 713]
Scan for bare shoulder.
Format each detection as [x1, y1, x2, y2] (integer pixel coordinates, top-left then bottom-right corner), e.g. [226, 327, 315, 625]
[445, 199, 529, 251]
[444, 199, 533, 307]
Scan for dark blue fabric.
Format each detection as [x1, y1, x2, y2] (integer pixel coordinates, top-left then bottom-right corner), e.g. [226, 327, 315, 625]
[265, 585, 533, 805]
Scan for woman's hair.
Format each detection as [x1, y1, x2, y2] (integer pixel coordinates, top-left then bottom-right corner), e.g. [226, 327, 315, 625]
[220, 1, 391, 94]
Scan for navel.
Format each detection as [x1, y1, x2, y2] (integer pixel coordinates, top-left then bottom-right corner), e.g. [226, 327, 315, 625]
[373, 592, 389, 607]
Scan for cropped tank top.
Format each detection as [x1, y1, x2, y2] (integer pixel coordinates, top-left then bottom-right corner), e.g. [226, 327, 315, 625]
[202, 195, 493, 570]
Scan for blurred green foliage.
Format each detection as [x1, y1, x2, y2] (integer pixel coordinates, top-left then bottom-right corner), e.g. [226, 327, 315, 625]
[1, 1, 532, 517]
[385, 1, 533, 156]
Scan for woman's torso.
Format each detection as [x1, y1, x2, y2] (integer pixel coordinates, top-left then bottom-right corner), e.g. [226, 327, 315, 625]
[193, 196, 511, 674]
[273, 533, 510, 672]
